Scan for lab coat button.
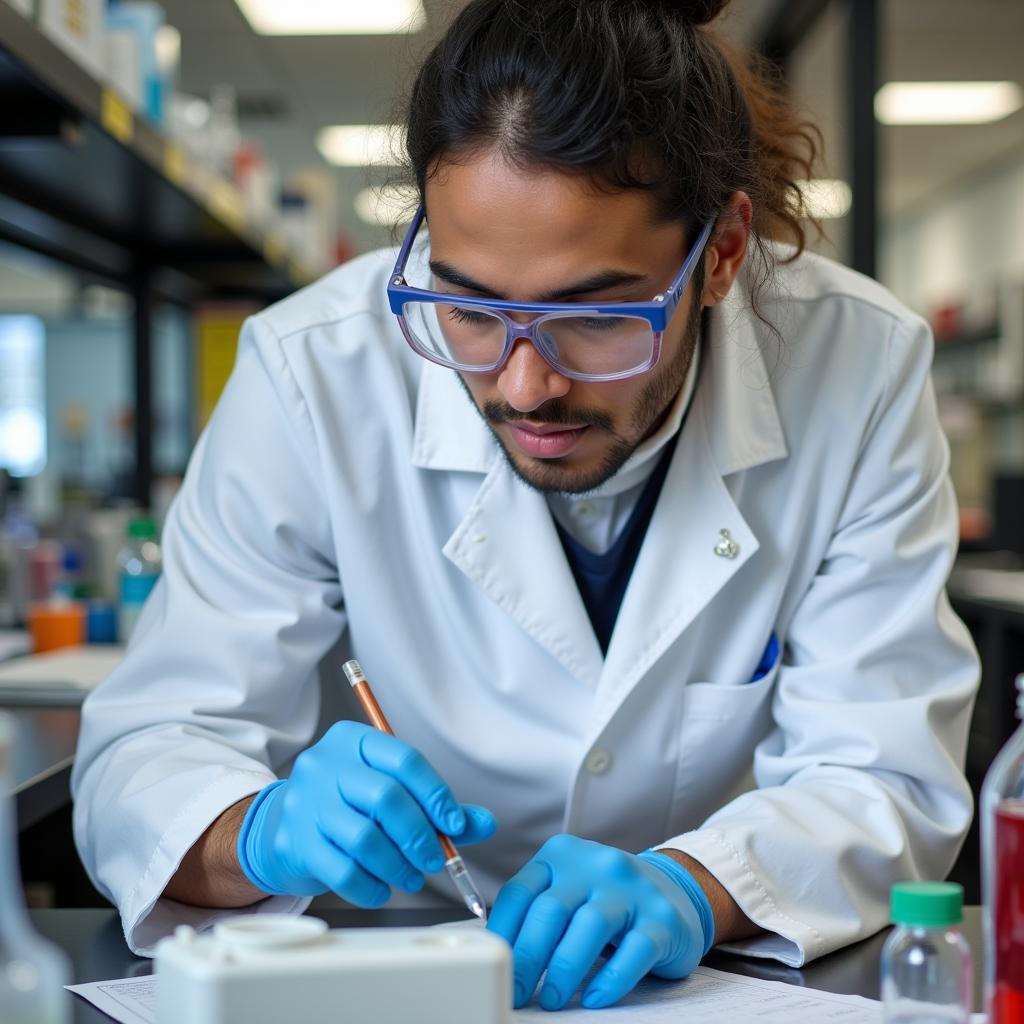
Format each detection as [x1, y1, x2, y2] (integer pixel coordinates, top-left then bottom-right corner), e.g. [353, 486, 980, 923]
[585, 748, 612, 775]
[473, 533, 487, 544]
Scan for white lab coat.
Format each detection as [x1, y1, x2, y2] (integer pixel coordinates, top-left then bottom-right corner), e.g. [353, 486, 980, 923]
[71, 238, 979, 964]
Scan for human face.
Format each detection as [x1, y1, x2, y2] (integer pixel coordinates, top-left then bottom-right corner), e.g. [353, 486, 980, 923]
[424, 149, 706, 494]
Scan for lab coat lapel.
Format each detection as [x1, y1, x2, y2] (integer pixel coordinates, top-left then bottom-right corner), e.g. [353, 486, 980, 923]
[593, 292, 789, 722]
[594, 408, 756, 714]
[409, 360, 495, 474]
[443, 461, 605, 685]
[412, 362, 605, 685]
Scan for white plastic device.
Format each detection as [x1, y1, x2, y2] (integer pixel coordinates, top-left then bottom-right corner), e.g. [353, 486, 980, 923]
[155, 914, 511, 1024]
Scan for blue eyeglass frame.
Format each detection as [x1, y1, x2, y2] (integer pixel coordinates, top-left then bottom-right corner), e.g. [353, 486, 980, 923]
[386, 203, 716, 383]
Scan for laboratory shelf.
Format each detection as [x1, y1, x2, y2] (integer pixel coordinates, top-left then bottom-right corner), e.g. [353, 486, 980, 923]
[0, 2, 306, 302]
[933, 323, 1001, 351]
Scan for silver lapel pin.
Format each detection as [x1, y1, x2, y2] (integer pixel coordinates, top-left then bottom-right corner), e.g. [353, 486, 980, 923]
[714, 528, 740, 560]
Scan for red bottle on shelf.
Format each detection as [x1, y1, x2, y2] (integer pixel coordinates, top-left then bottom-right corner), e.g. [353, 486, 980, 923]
[982, 673, 1024, 1022]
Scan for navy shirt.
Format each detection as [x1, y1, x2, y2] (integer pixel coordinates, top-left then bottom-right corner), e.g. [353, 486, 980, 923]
[555, 431, 679, 654]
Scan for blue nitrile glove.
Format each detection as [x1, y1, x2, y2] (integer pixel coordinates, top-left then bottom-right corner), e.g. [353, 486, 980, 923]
[487, 835, 714, 1011]
[237, 720, 497, 906]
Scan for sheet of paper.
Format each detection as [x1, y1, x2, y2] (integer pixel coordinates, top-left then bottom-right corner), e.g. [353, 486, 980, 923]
[515, 965, 932, 1021]
[67, 975, 157, 1024]
[66, 965, 988, 1024]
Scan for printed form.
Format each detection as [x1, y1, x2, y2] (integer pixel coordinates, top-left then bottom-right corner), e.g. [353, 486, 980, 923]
[68, 964, 988, 1022]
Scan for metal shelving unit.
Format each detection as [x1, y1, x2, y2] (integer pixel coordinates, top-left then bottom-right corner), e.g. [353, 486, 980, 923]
[0, 3, 312, 504]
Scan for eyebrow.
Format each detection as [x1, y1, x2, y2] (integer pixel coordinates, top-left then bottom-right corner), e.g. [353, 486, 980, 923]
[428, 259, 650, 303]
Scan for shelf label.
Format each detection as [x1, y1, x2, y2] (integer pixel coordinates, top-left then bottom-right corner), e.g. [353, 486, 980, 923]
[263, 232, 286, 267]
[208, 181, 247, 235]
[288, 259, 311, 286]
[164, 144, 188, 187]
[100, 90, 134, 145]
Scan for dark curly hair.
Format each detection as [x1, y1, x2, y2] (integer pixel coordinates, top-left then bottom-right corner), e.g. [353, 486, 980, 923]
[396, 0, 825, 334]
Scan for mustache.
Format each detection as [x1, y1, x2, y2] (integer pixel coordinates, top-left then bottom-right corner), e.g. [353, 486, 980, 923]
[482, 399, 614, 433]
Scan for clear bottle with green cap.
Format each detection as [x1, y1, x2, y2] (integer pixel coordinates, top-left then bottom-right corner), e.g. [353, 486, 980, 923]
[881, 881, 972, 1023]
[116, 516, 161, 643]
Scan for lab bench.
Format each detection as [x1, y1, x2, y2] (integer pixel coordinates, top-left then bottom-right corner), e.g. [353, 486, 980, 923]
[29, 905, 987, 1022]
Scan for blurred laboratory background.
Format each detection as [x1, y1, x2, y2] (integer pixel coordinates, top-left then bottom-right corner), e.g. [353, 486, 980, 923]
[0, 0, 1022, 906]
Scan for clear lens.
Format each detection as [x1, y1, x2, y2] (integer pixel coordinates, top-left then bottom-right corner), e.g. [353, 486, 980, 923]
[536, 313, 655, 377]
[401, 302, 656, 378]
[402, 301, 507, 369]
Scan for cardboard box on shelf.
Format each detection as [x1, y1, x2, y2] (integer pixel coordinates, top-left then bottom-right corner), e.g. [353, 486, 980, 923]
[37, 0, 104, 78]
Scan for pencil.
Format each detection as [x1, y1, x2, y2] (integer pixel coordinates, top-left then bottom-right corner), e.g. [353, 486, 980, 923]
[342, 659, 487, 922]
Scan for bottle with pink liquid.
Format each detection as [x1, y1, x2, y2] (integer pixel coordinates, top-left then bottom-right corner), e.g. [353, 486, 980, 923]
[981, 673, 1024, 1023]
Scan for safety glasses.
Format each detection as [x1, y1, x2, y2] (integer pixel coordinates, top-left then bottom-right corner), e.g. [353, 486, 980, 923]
[386, 204, 715, 383]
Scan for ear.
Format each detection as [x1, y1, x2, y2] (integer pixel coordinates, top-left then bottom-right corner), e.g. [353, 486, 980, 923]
[700, 191, 752, 307]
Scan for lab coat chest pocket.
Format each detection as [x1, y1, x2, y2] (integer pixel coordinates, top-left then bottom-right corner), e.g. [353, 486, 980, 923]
[666, 654, 780, 835]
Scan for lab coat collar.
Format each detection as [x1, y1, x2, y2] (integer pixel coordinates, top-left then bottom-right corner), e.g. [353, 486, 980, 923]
[410, 360, 496, 474]
[409, 266, 788, 480]
[702, 263, 788, 476]
[443, 458, 606, 684]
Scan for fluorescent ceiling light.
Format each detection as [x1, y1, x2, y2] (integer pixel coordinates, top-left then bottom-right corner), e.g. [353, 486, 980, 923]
[317, 125, 401, 167]
[796, 179, 852, 220]
[355, 185, 416, 227]
[875, 82, 1023, 125]
[235, 0, 426, 35]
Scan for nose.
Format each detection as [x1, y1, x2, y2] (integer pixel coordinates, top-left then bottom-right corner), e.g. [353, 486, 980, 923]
[496, 337, 571, 413]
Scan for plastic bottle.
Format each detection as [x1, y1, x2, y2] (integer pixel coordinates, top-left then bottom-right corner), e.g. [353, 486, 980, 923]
[3, 503, 39, 626]
[0, 712, 71, 1023]
[117, 517, 161, 642]
[0, 469, 11, 628]
[880, 881, 972, 1023]
[981, 673, 1024, 1023]
[51, 547, 83, 602]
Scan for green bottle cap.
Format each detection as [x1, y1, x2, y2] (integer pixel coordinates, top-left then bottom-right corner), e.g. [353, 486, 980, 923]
[890, 882, 963, 928]
[128, 517, 157, 539]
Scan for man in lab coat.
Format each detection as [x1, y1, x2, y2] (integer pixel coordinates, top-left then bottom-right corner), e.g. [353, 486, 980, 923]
[72, 0, 978, 1012]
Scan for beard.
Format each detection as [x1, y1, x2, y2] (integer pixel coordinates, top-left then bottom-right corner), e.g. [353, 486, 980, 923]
[457, 298, 703, 495]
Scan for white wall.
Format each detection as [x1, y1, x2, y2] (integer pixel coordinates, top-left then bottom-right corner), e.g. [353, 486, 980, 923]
[880, 152, 1024, 315]
[879, 150, 1024, 502]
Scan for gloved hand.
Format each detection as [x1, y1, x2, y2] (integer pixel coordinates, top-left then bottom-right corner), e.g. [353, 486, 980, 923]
[237, 720, 496, 906]
[487, 834, 714, 1011]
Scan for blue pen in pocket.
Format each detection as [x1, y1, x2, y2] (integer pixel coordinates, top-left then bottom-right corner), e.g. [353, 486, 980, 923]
[752, 632, 779, 682]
